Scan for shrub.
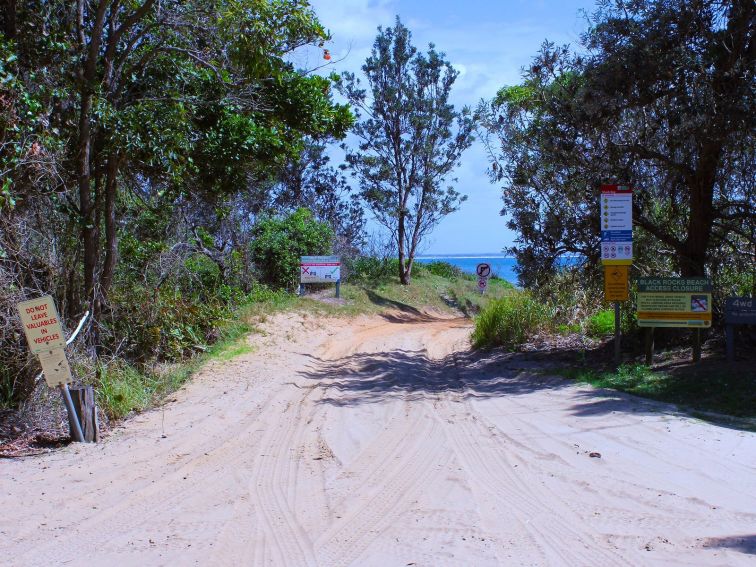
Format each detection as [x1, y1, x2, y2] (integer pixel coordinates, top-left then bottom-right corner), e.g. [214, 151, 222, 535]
[96, 362, 155, 420]
[586, 309, 615, 337]
[250, 208, 334, 290]
[346, 256, 401, 283]
[472, 292, 552, 349]
[422, 261, 462, 279]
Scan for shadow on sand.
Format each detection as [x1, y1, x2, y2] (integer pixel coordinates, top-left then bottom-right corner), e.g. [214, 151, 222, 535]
[702, 534, 756, 555]
[298, 344, 754, 432]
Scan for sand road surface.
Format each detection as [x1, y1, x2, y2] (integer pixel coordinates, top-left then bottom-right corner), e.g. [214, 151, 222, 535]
[2, 312, 755, 566]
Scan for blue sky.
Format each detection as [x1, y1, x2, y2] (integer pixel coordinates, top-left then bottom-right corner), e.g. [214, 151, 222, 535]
[300, 0, 597, 254]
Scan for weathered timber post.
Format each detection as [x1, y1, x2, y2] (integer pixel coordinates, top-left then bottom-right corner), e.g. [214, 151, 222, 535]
[725, 324, 735, 363]
[644, 327, 655, 366]
[69, 385, 99, 442]
[692, 329, 702, 363]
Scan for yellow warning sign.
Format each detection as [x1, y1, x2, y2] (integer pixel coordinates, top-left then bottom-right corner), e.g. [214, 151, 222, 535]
[604, 265, 629, 302]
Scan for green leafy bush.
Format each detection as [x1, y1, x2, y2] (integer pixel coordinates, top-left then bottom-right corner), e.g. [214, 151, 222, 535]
[586, 309, 615, 337]
[472, 292, 552, 349]
[250, 208, 334, 290]
[421, 261, 462, 279]
[96, 362, 155, 420]
[345, 256, 401, 283]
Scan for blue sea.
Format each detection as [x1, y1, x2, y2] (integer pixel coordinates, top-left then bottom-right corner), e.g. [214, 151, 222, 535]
[415, 254, 582, 286]
[415, 254, 520, 285]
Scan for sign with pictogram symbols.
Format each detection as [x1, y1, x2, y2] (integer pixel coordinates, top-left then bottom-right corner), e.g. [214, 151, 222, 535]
[300, 256, 341, 283]
[600, 184, 633, 266]
[637, 277, 712, 328]
[604, 265, 629, 302]
[476, 263, 492, 278]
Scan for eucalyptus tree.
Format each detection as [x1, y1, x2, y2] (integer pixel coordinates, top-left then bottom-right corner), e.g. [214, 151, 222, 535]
[337, 17, 474, 284]
[0, 0, 352, 316]
[479, 0, 755, 286]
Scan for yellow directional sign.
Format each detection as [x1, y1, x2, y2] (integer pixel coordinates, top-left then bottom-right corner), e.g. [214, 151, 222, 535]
[604, 265, 629, 302]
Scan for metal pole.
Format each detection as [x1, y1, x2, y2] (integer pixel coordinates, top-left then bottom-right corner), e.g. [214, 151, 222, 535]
[614, 301, 621, 365]
[335, 280, 340, 299]
[60, 384, 85, 442]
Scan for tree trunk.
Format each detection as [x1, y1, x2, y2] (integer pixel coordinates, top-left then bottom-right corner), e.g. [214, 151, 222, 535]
[100, 153, 119, 297]
[681, 146, 719, 277]
[398, 210, 409, 285]
[76, 0, 109, 312]
[1, 0, 17, 40]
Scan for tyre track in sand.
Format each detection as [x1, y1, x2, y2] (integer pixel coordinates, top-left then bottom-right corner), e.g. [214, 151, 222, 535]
[3, 311, 755, 567]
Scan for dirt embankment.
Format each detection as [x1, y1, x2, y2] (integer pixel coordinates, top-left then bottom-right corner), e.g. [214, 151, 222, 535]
[2, 311, 755, 566]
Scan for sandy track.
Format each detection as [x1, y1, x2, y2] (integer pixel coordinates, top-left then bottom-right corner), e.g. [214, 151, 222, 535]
[1, 311, 755, 566]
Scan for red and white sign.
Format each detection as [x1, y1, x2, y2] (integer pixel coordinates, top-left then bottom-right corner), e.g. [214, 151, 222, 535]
[17, 295, 66, 354]
[477, 277, 488, 293]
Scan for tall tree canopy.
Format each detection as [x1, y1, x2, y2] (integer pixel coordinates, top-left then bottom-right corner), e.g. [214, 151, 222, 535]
[479, 0, 754, 288]
[0, 0, 352, 317]
[337, 17, 474, 284]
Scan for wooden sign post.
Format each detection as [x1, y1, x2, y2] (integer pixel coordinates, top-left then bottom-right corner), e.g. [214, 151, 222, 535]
[725, 297, 756, 363]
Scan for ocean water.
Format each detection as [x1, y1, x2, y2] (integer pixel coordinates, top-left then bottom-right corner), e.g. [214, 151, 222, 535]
[415, 254, 520, 285]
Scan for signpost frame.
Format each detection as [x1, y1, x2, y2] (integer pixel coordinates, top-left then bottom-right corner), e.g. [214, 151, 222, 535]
[299, 256, 341, 298]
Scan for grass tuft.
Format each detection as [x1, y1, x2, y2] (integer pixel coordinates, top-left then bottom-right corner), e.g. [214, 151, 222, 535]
[471, 292, 552, 349]
[586, 309, 615, 337]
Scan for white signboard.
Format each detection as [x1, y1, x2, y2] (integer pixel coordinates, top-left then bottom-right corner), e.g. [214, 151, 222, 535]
[38, 347, 73, 387]
[17, 295, 66, 354]
[300, 256, 341, 283]
[600, 185, 633, 264]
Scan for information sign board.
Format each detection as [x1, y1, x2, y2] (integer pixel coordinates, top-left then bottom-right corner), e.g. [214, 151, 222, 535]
[600, 185, 633, 265]
[17, 295, 66, 354]
[300, 256, 341, 283]
[637, 277, 712, 328]
[604, 265, 629, 302]
[725, 297, 756, 325]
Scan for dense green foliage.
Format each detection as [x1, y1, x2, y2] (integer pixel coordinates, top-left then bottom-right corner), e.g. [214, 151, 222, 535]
[0, 0, 358, 409]
[478, 0, 755, 293]
[586, 309, 615, 337]
[337, 17, 474, 284]
[250, 208, 334, 290]
[421, 261, 464, 280]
